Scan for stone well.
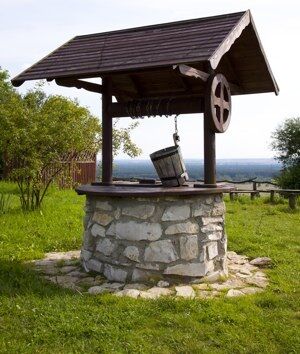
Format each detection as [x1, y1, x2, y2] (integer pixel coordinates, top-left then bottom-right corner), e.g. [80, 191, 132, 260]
[77, 185, 228, 283]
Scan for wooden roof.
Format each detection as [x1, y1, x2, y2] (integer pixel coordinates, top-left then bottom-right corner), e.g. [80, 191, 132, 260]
[12, 10, 278, 98]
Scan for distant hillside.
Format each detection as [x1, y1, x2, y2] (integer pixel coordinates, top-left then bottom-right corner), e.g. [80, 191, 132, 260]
[97, 158, 281, 181]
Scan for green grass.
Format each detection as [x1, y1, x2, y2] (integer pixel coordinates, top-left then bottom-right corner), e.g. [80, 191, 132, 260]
[0, 182, 299, 353]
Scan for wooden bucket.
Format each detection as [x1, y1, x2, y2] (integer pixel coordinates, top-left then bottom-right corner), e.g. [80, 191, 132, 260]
[150, 145, 188, 187]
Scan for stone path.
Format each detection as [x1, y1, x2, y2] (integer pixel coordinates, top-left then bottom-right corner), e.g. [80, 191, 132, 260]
[30, 250, 271, 299]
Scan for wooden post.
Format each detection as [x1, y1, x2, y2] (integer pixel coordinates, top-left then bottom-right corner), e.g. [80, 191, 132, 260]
[289, 193, 297, 210]
[203, 115, 216, 186]
[101, 77, 113, 184]
[203, 77, 216, 187]
[270, 190, 275, 203]
[253, 181, 257, 191]
[230, 192, 234, 201]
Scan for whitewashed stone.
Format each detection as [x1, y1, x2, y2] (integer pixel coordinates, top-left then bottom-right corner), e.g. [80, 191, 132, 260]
[165, 221, 199, 235]
[114, 207, 121, 220]
[162, 205, 190, 221]
[91, 224, 105, 237]
[115, 221, 162, 241]
[106, 223, 116, 236]
[205, 196, 214, 204]
[123, 246, 140, 262]
[136, 263, 160, 270]
[241, 287, 263, 295]
[211, 202, 225, 216]
[124, 283, 149, 290]
[180, 235, 198, 260]
[196, 271, 223, 283]
[96, 238, 115, 256]
[88, 282, 124, 295]
[103, 264, 127, 282]
[144, 240, 178, 263]
[214, 195, 222, 203]
[207, 243, 218, 260]
[59, 266, 78, 274]
[34, 259, 56, 267]
[193, 283, 209, 290]
[140, 287, 173, 299]
[49, 275, 77, 289]
[253, 271, 267, 278]
[175, 285, 195, 298]
[201, 224, 222, 233]
[202, 217, 223, 225]
[96, 201, 113, 211]
[164, 261, 213, 277]
[81, 249, 92, 261]
[249, 257, 272, 267]
[115, 289, 140, 298]
[226, 289, 243, 297]
[207, 231, 223, 241]
[92, 212, 113, 226]
[85, 259, 102, 273]
[78, 277, 98, 287]
[192, 203, 211, 217]
[44, 250, 80, 261]
[245, 277, 268, 288]
[131, 269, 153, 282]
[68, 270, 90, 278]
[122, 204, 155, 219]
[157, 280, 170, 288]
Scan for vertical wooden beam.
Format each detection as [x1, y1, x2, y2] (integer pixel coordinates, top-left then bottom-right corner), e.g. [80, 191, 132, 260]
[203, 115, 216, 186]
[203, 75, 217, 187]
[101, 77, 113, 184]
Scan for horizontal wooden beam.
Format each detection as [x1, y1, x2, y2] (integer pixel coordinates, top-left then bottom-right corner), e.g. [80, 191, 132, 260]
[55, 78, 103, 93]
[173, 64, 210, 82]
[109, 96, 205, 118]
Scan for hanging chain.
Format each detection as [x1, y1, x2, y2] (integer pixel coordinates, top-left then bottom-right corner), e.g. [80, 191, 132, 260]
[173, 114, 180, 146]
[174, 114, 178, 135]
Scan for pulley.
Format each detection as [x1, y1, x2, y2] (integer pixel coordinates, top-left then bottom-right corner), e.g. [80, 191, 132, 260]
[206, 73, 232, 133]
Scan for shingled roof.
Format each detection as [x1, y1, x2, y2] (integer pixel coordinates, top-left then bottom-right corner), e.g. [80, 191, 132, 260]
[12, 10, 278, 97]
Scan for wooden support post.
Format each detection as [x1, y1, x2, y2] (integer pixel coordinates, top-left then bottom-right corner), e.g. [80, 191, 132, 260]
[270, 190, 275, 203]
[230, 192, 234, 201]
[101, 77, 113, 184]
[289, 193, 297, 210]
[203, 118, 216, 186]
[253, 181, 257, 191]
[203, 86, 216, 187]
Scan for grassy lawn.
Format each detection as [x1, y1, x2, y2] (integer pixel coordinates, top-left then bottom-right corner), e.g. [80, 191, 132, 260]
[0, 182, 299, 353]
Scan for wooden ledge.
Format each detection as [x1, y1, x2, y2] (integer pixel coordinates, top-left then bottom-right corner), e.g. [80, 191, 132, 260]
[76, 183, 232, 197]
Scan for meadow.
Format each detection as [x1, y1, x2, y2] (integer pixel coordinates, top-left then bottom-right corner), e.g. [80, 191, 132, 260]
[0, 182, 299, 353]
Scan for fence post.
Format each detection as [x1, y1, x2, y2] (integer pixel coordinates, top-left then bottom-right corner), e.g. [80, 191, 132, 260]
[270, 190, 275, 203]
[230, 192, 234, 201]
[253, 181, 257, 191]
[289, 194, 297, 210]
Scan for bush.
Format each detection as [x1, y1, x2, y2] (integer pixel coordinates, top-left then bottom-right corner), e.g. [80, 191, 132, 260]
[276, 165, 300, 189]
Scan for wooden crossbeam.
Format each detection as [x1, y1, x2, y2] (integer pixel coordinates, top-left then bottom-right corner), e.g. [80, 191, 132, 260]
[173, 64, 210, 82]
[55, 78, 103, 93]
[109, 96, 204, 118]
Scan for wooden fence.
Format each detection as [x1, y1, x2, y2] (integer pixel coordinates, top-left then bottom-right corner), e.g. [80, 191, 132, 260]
[1, 152, 97, 188]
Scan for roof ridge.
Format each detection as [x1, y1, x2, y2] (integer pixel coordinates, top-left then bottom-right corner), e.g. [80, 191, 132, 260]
[75, 11, 246, 39]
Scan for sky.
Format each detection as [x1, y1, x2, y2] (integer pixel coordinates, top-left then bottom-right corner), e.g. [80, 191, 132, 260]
[1, 0, 299, 160]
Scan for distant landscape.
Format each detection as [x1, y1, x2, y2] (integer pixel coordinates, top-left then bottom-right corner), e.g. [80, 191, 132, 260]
[98, 158, 282, 181]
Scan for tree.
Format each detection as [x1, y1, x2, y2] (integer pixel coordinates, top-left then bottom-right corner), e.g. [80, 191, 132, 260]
[271, 117, 300, 189]
[0, 69, 141, 210]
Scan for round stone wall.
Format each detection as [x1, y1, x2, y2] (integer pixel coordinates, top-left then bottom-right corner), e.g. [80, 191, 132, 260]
[81, 194, 227, 283]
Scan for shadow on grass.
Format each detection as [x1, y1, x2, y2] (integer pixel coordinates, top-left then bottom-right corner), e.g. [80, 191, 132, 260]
[0, 259, 72, 298]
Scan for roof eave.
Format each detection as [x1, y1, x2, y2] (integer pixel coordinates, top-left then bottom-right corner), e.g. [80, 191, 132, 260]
[208, 10, 279, 95]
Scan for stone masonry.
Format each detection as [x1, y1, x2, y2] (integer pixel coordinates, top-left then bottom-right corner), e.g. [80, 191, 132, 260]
[81, 193, 227, 283]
